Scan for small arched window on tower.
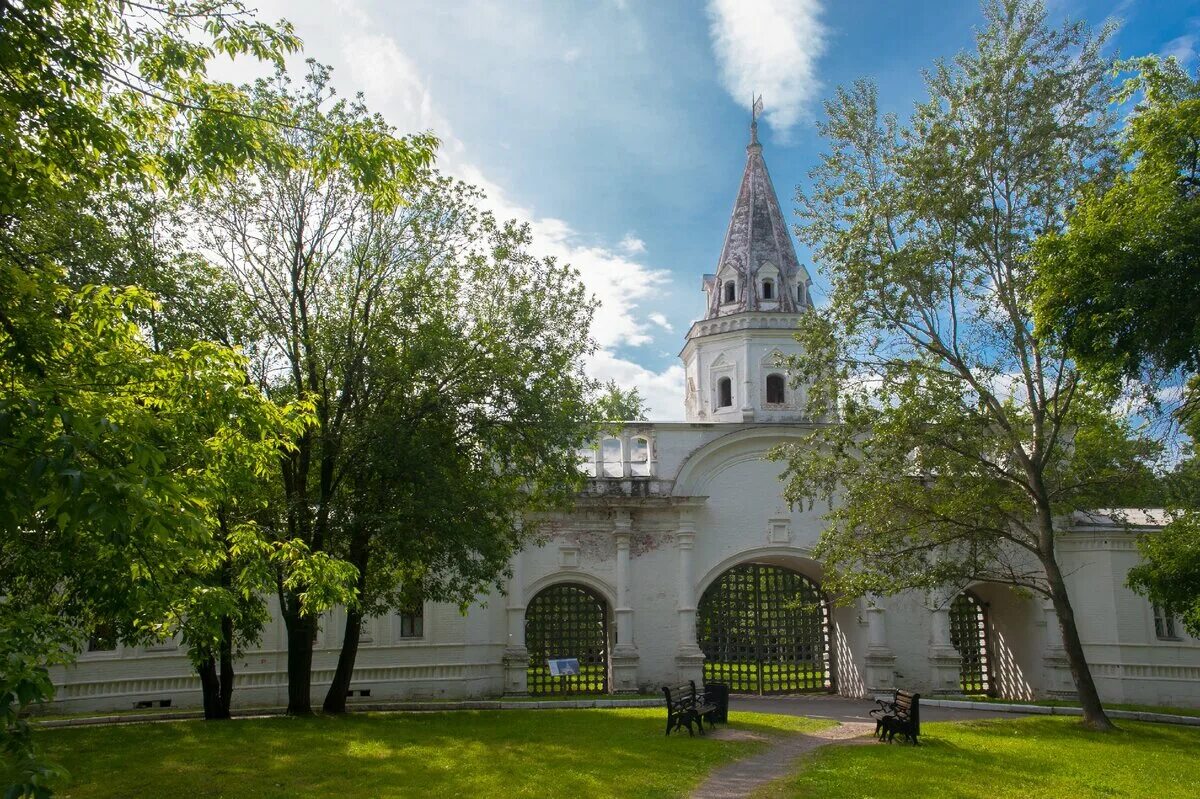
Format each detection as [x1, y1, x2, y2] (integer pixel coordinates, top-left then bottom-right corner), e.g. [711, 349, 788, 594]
[723, 281, 736, 303]
[765, 373, 786, 405]
[797, 284, 804, 305]
[717, 377, 733, 408]
[762, 279, 774, 300]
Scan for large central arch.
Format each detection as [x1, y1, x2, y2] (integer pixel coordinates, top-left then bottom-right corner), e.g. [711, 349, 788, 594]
[697, 562, 833, 694]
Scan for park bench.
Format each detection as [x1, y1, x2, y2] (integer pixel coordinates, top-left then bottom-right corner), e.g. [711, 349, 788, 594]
[662, 680, 717, 737]
[870, 689, 921, 745]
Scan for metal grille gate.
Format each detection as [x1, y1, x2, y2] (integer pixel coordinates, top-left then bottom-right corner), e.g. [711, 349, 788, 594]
[697, 563, 833, 694]
[949, 592, 991, 695]
[525, 583, 609, 695]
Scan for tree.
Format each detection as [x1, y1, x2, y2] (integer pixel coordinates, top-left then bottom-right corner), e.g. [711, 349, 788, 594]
[2, 1, 365, 788]
[197, 65, 437, 715]
[777, 0, 1145, 730]
[595, 379, 649, 422]
[1033, 56, 1200, 421]
[1127, 409, 1200, 638]
[1032, 57, 1200, 636]
[320, 176, 597, 712]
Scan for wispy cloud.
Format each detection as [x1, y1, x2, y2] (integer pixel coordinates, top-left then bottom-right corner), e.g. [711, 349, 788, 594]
[209, 0, 686, 419]
[618, 233, 646, 254]
[1162, 33, 1197, 67]
[705, 0, 826, 140]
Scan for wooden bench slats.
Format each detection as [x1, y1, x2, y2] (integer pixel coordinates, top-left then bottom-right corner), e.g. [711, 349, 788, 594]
[662, 680, 720, 737]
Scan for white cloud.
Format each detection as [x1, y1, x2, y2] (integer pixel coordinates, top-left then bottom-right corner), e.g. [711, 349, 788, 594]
[588, 351, 686, 421]
[562, 46, 583, 63]
[206, 0, 684, 416]
[1163, 33, 1197, 67]
[705, 0, 826, 139]
[618, 233, 647, 254]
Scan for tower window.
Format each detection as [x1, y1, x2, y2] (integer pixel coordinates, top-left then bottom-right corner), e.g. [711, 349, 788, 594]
[766, 374, 785, 404]
[723, 281, 736, 303]
[797, 285, 803, 303]
[717, 377, 733, 408]
[762, 279, 774, 300]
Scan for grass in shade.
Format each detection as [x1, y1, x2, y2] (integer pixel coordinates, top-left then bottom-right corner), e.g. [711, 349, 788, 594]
[756, 716, 1200, 799]
[26, 708, 832, 799]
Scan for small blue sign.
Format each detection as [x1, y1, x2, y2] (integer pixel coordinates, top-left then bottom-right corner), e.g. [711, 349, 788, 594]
[548, 658, 580, 676]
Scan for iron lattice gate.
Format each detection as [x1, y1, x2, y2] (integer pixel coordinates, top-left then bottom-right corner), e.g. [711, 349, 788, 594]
[697, 563, 833, 694]
[525, 583, 609, 695]
[949, 592, 992, 695]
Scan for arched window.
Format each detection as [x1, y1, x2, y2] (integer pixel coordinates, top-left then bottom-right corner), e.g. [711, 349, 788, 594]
[797, 285, 803, 303]
[717, 377, 733, 408]
[600, 437, 622, 477]
[762, 279, 774, 300]
[766, 373, 786, 404]
[723, 281, 736, 303]
[630, 436, 651, 477]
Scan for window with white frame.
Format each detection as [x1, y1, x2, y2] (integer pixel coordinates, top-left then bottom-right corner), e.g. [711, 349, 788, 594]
[761, 279, 775, 300]
[1153, 604, 1180, 640]
[723, 281, 736, 303]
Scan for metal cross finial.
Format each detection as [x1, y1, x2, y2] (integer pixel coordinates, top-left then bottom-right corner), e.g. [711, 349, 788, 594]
[750, 93, 764, 145]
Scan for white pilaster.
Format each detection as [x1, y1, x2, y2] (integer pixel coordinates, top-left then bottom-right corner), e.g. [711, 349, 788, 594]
[863, 595, 896, 692]
[503, 548, 529, 695]
[1040, 599, 1074, 697]
[674, 508, 705, 682]
[928, 590, 962, 694]
[611, 510, 639, 692]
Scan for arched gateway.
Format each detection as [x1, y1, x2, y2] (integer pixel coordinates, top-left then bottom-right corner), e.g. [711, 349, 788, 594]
[697, 563, 833, 694]
[524, 583, 609, 695]
[950, 591, 992, 695]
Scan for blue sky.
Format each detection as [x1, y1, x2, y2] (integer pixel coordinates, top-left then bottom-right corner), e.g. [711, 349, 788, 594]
[230, 0, 1200, 418]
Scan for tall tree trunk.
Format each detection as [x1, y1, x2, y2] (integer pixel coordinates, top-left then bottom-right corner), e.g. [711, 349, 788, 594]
[218, 614, 235, 719]
[282, 596, 317, 715]
[1042, 552, 1115, 731]
[323, 532, 370, 714]
[322, 609, 363, 714]
[197, 655, 221, 720]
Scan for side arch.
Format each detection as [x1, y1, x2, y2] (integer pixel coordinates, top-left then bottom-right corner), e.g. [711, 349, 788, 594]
[524, 581, 610, 695]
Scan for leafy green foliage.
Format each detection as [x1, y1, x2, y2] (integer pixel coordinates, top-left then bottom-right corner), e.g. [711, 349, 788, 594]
[595, 380, 649, 423]
[0, 0, 410, 789]
[1034, 57, 1200, 411]
[1032, 56, 1200, 640]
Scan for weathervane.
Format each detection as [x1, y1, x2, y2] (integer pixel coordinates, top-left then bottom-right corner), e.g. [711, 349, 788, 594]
[750, 93, 764, 145]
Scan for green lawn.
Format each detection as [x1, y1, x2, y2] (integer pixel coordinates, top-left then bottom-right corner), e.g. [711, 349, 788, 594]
[756, 717, 1200, 798]
[26, 709, 832, 799]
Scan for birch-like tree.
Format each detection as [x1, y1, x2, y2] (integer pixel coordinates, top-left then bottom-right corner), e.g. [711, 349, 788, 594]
[777, 0, 1156, 730]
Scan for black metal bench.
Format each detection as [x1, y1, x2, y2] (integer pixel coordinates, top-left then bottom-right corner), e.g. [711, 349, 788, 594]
[870, 689, 920, 745]
[662, 680, 717, 736]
